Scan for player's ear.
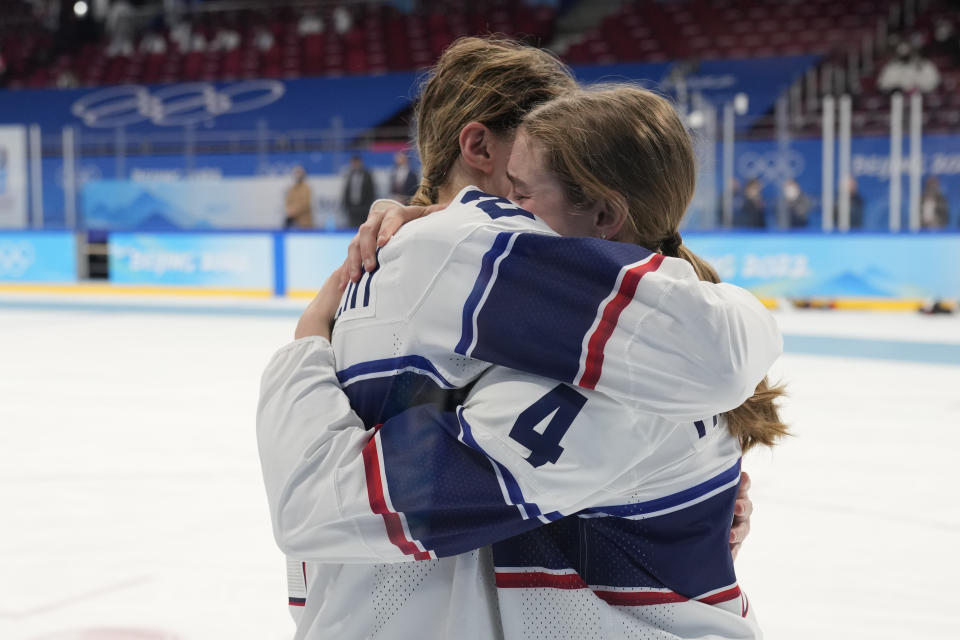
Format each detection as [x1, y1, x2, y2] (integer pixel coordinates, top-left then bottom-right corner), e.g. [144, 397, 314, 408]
[591, 200, 629, 241]
[458, 122, 497, 175]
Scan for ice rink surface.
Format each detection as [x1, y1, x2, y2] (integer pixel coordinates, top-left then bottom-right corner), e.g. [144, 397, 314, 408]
[2, 294, 958, 640]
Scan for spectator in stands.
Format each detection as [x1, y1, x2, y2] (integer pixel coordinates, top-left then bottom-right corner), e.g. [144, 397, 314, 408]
[783, 179, 811, 229]
[930, 18, 960, 64]
[31, 0, 60, 31]
[342, 155, 375, 228]
[388, 151, 419, 203]
[846, 177, 864, 229]
[105, 0, 134, 57]
[169, 16, 208, 53]
[106, 38, 134, 58]
[736, 178, 766, 228]
[140, 26, 168, 55]
[170, 17, 192, 52]
[877, 42, 941, 94]
[716, 178, 743, 227]
[921, 176, 949, 229]
[189, 28, 208, 53]
[162, 0, 182, 23]
[211, 16, 241, 52]
[298, 9, 325, 36]
[105, 0, 133, 37]
[254, 27, 275, 52]
[285, 166, 314, 229]
[55, 69, 78, 88]
[333, 5, 352, 35]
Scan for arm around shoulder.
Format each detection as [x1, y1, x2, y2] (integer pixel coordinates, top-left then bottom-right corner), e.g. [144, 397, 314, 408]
[256, 337, 392, 562]
[693, 280, 782, 407]
[624, 275, 782, 420]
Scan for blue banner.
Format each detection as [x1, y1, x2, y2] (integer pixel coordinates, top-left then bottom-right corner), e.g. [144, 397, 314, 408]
[0, 231, 77, 282]
[109, 232, 273, 290]
[686, 232, 960, 299]
[0, 77, 419, 134]
[0, 59, 815, 135]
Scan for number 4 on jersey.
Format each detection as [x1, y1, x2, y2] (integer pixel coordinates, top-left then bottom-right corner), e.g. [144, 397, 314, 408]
[509, 384, 587, 467]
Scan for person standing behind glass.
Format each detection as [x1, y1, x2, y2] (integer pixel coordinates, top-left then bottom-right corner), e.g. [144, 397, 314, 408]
[921, 176, 949, 229]
[736, 178, 766, 228]
[284, 165, 313, 229]
[783, 179, 811, 229]
[388, 151, 419, 203]
[846, 177, 865, 229]
[342, 155, 376, 228]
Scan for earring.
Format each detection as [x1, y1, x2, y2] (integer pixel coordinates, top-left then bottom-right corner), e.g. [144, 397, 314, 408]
[600, 233, 607, 239]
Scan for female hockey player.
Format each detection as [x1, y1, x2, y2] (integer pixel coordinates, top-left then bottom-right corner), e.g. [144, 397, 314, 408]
[258, 39, 784, 640]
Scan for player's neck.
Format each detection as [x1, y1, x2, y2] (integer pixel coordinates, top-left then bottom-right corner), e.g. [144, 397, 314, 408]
[439, 164, 492, 203]
[436, 182, 465, 204]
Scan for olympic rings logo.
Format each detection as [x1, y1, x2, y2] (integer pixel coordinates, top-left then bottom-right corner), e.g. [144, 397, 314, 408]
[0, 241, 36, 277]
[70, 80, 286, 128]
[737, 150, 806, 183]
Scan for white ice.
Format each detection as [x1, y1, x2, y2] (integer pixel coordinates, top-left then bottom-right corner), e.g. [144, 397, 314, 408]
[1, 295, 958, 639]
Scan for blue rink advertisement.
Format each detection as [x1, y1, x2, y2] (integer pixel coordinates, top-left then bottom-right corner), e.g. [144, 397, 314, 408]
[97, 230, 960, 299]
[0, 231, 76, 282]
[109, 232, 273, 290]
[686, 233, 960, 299]
[281, 232, 960, 300]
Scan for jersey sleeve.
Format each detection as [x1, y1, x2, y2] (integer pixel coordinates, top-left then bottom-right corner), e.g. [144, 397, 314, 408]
[257, 337, 683, 563]
[378, 189, 782, 423]
[257, 336, 533, 562]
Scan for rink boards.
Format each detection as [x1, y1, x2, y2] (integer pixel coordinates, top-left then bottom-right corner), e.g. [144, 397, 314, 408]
[0, 230, 958, 308]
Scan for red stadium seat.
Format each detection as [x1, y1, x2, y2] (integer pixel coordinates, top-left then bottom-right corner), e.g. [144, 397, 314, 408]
[346, 49, 368, 74]
[181, 51, 204, 81]
[28, 67, 50, 88]
[223, 49, 243, 78]
[303, 33, 325, 60]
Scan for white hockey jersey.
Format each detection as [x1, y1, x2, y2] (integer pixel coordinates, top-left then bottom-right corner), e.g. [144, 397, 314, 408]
[257, 186, 782, 639]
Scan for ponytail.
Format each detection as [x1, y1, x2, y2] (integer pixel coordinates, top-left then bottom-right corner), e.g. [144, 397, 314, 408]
[675, 244, 721, 283]
[409, 174, 441, 206]
[676, 245, 789, 453]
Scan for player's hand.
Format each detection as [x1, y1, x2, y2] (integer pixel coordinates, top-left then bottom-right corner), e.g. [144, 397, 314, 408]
[730, 471, 753, 561]
[295, 266, 346, 341]
[340, 200, 446, 289]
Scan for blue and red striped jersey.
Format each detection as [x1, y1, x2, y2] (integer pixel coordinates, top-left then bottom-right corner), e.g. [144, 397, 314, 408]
[257, 186, 781, 639]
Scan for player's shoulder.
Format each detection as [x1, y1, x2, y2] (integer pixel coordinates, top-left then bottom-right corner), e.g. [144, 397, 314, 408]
[397, 185, 555, 243]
